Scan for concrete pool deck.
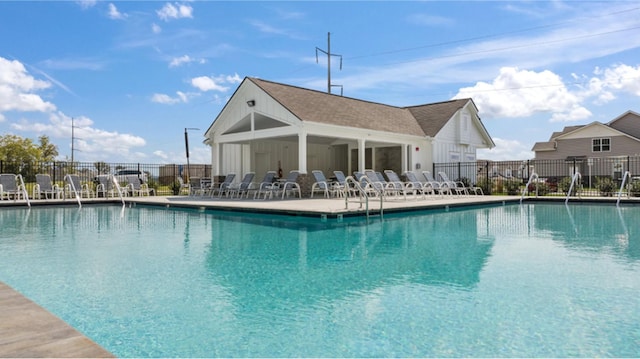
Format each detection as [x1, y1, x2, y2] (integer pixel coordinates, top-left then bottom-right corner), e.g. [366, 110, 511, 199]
[1, 193, 639, 357]
[0, 282, 114, 358]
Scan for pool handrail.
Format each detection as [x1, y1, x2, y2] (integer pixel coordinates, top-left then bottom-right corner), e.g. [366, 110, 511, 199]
[565, 172, 582, 204]
[343, 175, 383, 219]
[63, 174, 82, 208]
[616, 171, 631, 207]
[17, 174, 31, 208]
[520, 172, 539, 203]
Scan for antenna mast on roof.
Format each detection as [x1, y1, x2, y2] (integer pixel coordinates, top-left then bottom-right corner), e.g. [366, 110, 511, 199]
[316, 32, 343, 95]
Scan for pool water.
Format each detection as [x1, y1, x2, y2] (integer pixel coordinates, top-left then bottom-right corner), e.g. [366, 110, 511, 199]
[0, 203, 638, 357]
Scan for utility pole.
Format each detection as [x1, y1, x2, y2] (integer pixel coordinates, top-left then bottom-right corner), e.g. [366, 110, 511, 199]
[316, 32, 343, 95]
[71, 117, 74, 163]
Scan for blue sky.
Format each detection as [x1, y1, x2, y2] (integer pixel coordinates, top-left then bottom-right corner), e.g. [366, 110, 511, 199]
[1, 1, 640, 164]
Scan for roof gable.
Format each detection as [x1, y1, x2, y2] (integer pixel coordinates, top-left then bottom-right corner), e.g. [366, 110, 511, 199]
[556, 121, 627, 140]
[250, 78, 425, 136]
[406, 98, 470, 137]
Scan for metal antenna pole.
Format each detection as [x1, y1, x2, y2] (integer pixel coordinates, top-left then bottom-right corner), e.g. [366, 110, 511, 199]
[316, 32, 343, 95]
[71, 117, 74, 163]
[327, 32, 331, 94]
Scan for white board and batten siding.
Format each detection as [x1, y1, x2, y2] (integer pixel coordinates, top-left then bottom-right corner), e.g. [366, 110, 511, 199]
[431, 109, 483, 163]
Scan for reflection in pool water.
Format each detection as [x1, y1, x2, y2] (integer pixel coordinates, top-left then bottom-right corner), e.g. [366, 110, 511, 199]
[0, 203, 638, 357]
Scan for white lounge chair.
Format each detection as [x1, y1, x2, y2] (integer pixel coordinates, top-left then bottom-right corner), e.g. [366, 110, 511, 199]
[0, 173, 27, 201]
[275, 170, 301, 200]
[33, 174, 62, 199]
[404, 171, 435, 198]
[64, 174, 94, 199]
[311, 170, 340, 198]
[422, 171, 451, 197]
[96, 174, 126, 198]
[210, 173, 236, 197]
[228, 172, 255, 198]
[126, 175, 154, 196]
[252, 171, 278, 199]
[438, 171, 468, 196]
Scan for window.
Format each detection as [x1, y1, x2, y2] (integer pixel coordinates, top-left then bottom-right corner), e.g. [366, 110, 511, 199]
[592, 138, 610, 152]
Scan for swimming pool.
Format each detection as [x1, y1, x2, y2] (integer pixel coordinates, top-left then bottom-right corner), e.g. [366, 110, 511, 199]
[0, 203, 638, 357]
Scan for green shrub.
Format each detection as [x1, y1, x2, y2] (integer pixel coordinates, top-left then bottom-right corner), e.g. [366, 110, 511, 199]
[595, 177, 616, 197]
[475, 177, 491, 195]
[559, 176, 580, 195]
[527, 181, 550, 196]
[169, 180, 181, 195]
[630, 180, 640, 197]
[504, 180, 521, 195]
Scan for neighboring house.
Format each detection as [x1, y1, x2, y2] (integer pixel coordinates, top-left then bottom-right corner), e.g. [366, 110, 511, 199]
[204, 77, 495, 182]
[532, 110, 640, 178]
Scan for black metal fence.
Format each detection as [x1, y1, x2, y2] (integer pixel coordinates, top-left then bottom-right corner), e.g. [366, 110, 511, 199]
[2, 156, 640, 198]
[435, 156, 640, 197]
[0, 160, 212, 196]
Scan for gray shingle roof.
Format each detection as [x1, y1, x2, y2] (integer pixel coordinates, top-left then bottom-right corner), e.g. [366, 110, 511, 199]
[250, 78, 471, 137]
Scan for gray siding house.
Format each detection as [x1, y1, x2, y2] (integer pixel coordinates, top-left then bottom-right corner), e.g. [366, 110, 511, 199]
[532, 110, 640, 178]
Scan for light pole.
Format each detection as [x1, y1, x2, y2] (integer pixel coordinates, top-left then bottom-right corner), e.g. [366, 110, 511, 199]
[184, 127, 200, 183]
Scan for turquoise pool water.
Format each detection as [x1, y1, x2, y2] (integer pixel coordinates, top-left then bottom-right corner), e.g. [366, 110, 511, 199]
[0, 203, 638, 357]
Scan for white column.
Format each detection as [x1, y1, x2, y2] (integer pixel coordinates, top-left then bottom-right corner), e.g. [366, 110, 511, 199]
[213, 142, 221, 176]
[358, 138, 366, 172]
[298, 130, 307, 174]
[401, 144, 408, 173]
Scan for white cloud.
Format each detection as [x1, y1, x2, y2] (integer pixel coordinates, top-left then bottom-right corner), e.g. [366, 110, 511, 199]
[10, 111, 146, 160]
[454, 67, 590, 121]
[151, 91, 196, 104]
[76, 0, 97, 10]
[478, 138, 534, 161]
[0, 57, 56, 113]
[152, 23, 162, 34]
[191, 76, 229, 92]
[157, 2, 193, 21]
[407, 13, 454, 27]
[107, 3, 126, 20]
[169, 55, 205, 68]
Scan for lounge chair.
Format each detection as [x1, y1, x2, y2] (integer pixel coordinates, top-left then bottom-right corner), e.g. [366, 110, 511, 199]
[404, 171, 433, 198]
[0, 173, 27, 201]
[189, 177, 210, 196]
[96, 175, 127, 198]
[210, 173, 236, 197]
[275, 170, 301, 200]
[126, 175, 154, 196]
[332, 170, 350, 197]
[382, 170, 411, 200]
[33, 174, 62, 199]
[365, 170, 391, 197]
[227, 172, 255, 198]
[438, 172, 468, 196]
[311, 170, 339, 198]
[252, 171, 278, 199]
[64, 174, 94, 198]
[176, 177, 190, 195]
[422, 171, 451, 197]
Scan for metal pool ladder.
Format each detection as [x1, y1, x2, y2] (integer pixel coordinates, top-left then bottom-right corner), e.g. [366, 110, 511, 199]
[343, 175, 383, 219]
[565, 172, 582, 204]
[520, 172, 539, 203]
[616, 171, 631, 207]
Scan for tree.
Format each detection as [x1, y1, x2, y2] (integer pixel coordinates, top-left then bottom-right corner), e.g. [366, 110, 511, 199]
[0, 134, 40, 163]
[0, 134, 61, 176]
[38, 135, 58, 162]
[94, 161, 111, 174]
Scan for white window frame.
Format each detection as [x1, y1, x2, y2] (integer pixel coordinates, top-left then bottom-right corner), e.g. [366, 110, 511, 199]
[592, 137, 611, 152]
